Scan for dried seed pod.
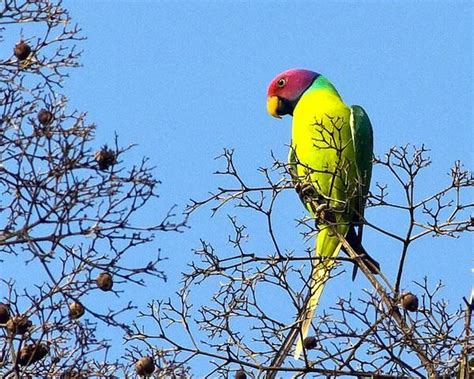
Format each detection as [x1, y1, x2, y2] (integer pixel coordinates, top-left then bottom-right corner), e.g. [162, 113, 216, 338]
[69, 301, 85, 319]
[96, 272, 113, 291]
[235, 369, 247, 379]
[94, 145, 117, 171]
[135, 356, 155, 376]
[6, 315, 32, 335]
[31, 343, 48, 364]
[0, 303, 11, 324]
[401, 293, 419, 312]
[14, 41, 32, 61]
[17, 345, 34, 366]
[303, 336, 317, 350]
[37, 109, 54, 126]
[17, 342, 49, 366]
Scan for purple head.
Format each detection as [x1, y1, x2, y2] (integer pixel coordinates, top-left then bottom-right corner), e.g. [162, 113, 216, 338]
[266, 69, 320, 118]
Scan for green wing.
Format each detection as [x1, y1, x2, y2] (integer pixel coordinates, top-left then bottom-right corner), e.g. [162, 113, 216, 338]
[350, 105, 374, 218]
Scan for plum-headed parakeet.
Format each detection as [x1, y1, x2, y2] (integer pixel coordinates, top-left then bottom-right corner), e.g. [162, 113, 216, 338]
[267, 69, 377, 360]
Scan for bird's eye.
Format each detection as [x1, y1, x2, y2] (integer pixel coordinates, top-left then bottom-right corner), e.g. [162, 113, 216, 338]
[277, 78, 287, 87]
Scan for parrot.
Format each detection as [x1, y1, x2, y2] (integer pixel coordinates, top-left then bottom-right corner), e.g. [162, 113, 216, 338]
[266, 69, 378, 361]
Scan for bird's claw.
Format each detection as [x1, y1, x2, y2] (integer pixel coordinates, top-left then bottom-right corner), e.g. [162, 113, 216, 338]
[295, 182, 316, 199]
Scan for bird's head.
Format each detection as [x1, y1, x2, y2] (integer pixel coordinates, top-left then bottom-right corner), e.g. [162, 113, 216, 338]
[266, 69, 320, 118]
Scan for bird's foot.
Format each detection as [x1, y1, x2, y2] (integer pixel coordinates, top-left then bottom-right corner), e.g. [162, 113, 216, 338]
[295, 182, 317, 200]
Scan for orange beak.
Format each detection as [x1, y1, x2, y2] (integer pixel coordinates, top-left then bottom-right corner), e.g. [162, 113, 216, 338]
[266, 96, 281, 119]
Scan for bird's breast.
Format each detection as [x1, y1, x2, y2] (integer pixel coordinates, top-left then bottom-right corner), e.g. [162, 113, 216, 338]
[290, 88, 356, 204]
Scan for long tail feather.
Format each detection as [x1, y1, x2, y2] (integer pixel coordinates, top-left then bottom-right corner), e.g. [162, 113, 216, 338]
[293, 226, 344, 359]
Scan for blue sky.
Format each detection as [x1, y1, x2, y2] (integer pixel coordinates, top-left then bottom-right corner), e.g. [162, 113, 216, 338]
[61, 1, 472, 374]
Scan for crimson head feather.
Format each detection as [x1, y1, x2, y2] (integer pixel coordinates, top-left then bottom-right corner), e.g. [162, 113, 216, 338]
[266, 69, 320, 118]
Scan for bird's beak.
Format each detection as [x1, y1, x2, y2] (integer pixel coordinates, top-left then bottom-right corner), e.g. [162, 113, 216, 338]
[266, 96, 282, 119]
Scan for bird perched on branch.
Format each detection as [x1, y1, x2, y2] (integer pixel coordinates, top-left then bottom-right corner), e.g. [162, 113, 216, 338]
[266, 69, 379, 361]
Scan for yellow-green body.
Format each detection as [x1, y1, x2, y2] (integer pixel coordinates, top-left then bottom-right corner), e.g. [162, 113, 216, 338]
[292, 76, 358, 219]
[290, 76, 369, 358]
